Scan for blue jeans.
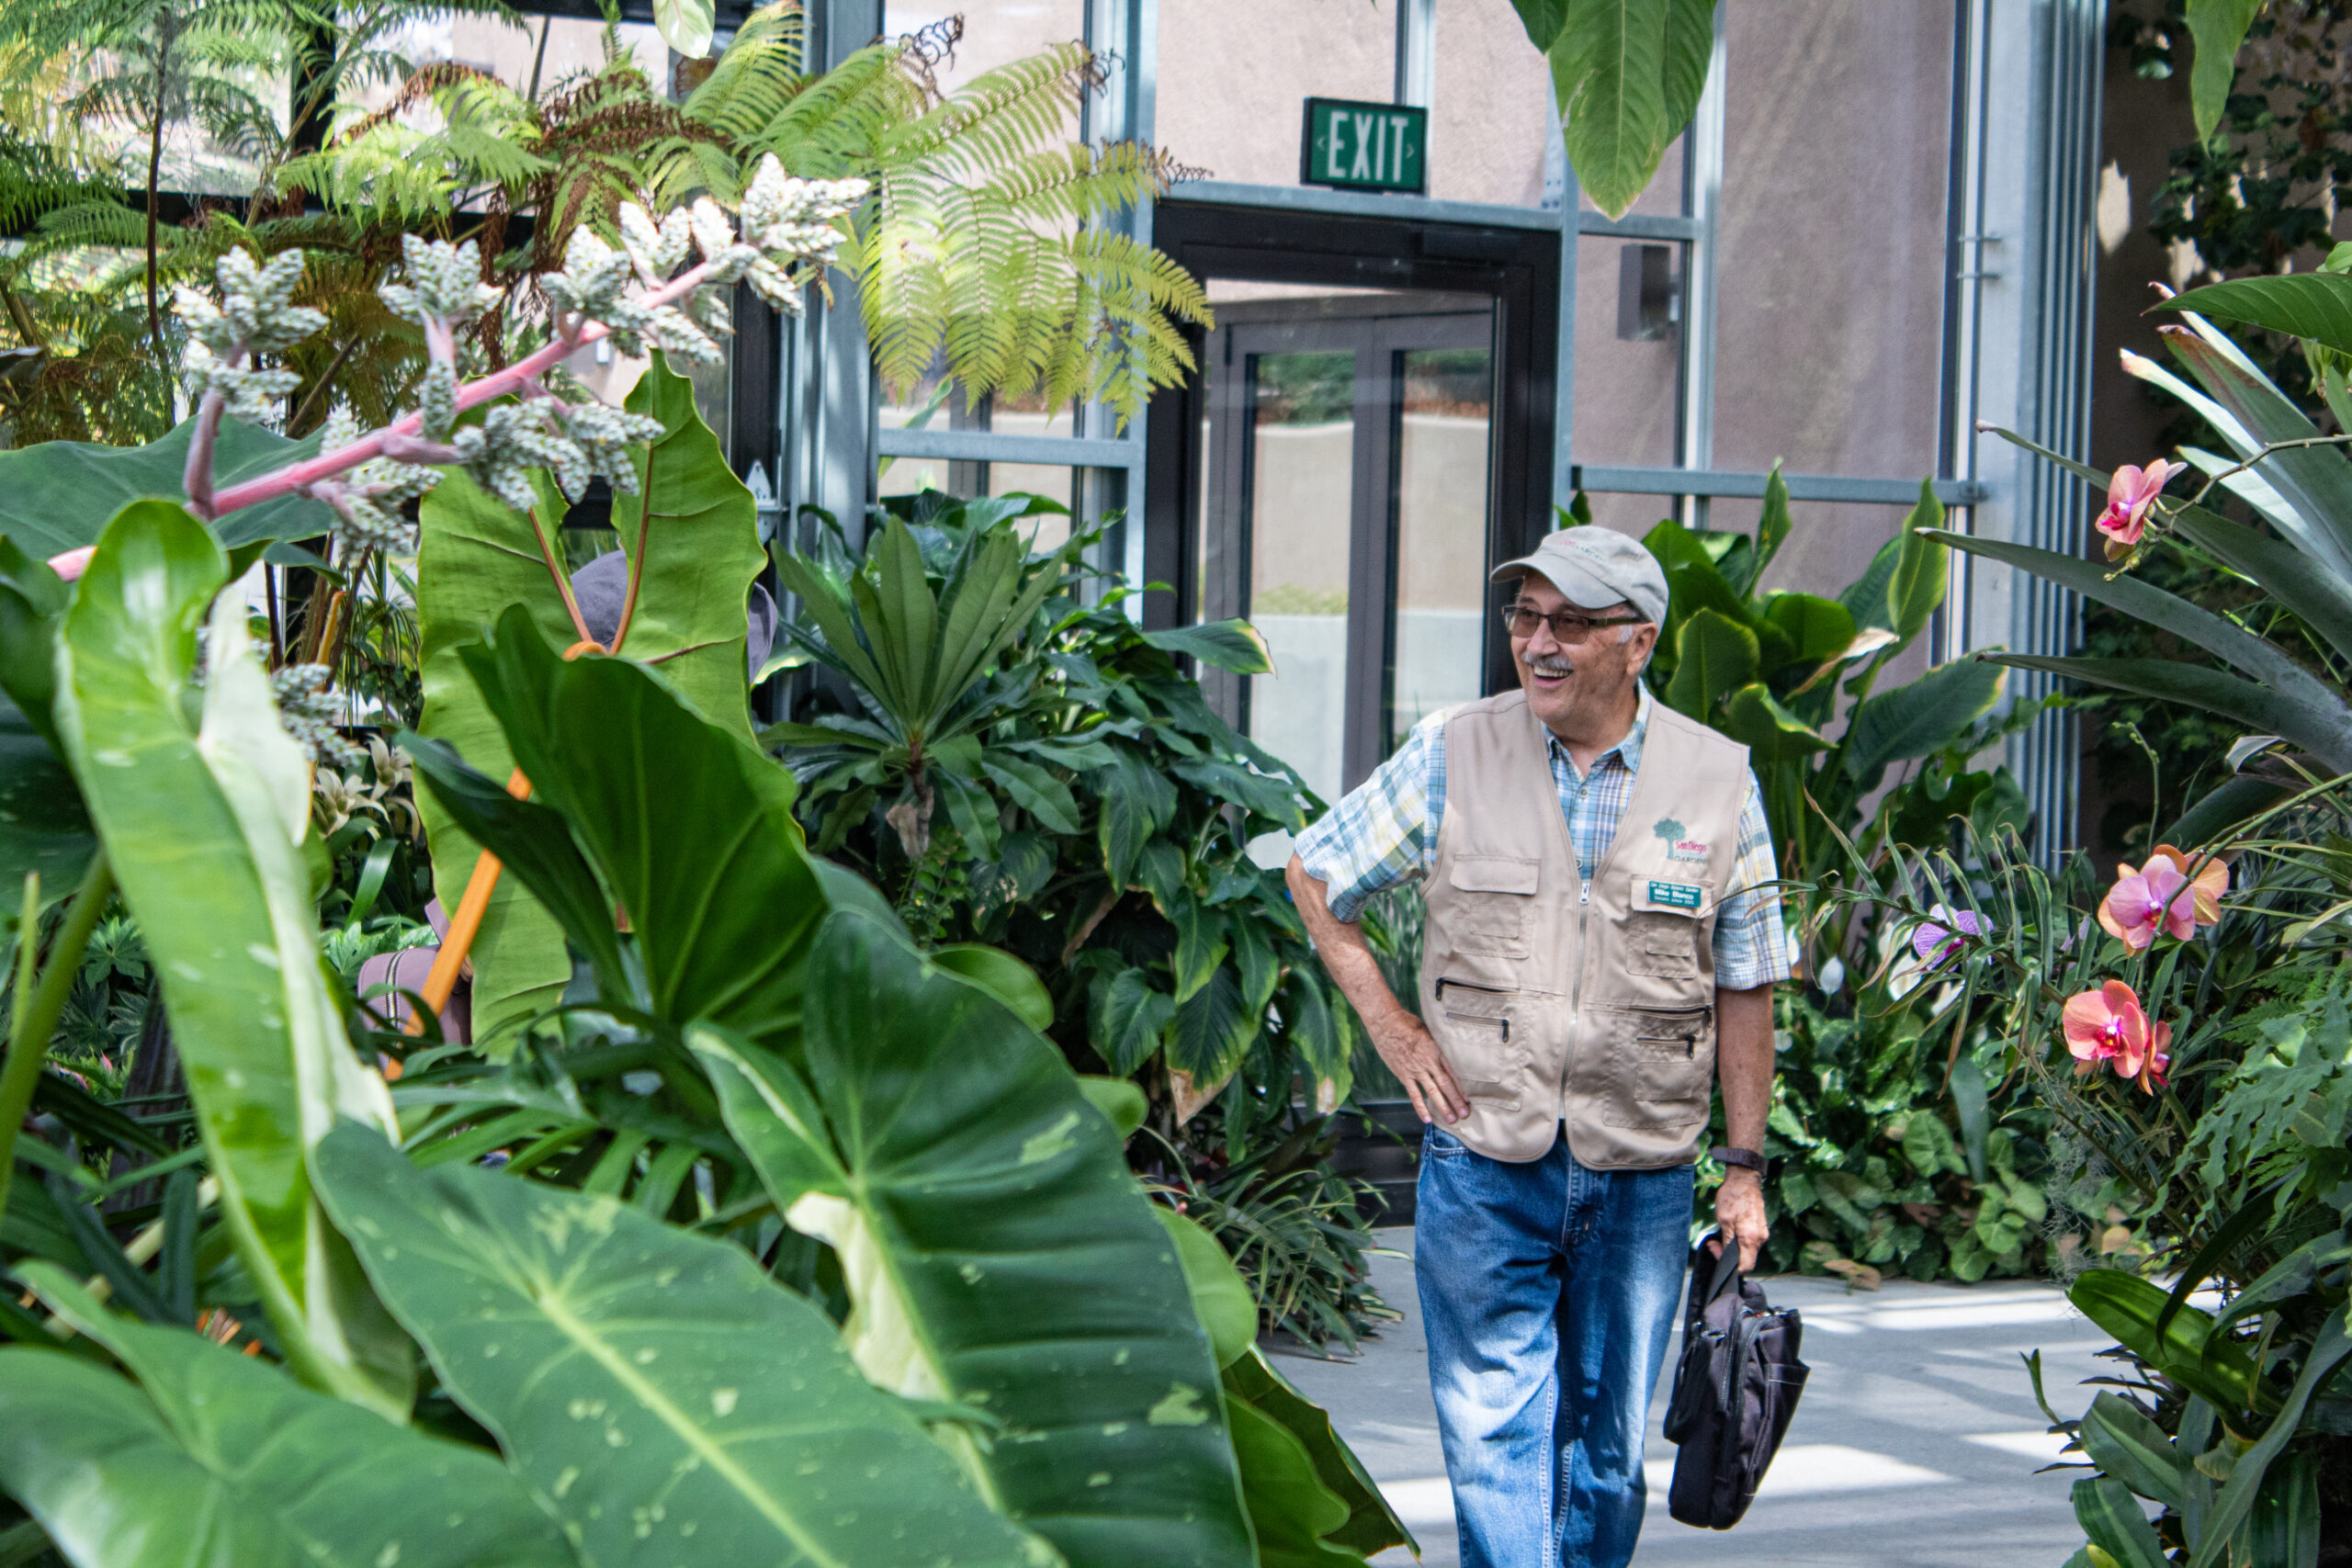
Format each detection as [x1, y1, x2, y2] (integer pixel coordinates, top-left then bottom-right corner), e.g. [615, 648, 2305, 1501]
[1415, 1123, 1694, 1568]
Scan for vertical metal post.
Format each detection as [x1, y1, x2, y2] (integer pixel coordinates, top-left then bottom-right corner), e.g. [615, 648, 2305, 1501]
[1554, 134, 1579, 519]
[1679, 2, 1728, 527]
[1396, 0, 1434, 107]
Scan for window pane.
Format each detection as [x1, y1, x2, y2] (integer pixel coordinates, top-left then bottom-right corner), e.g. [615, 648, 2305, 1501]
[885, 0, 1088, 103]
[1390, 347, 1491, 747]
[1158, 1, 1394, 189]
[1571, 236, 1684, 467]
[1246, 350, 1355, 806]
[1429, 1, 1557, 207]
[1711, 0, 1954, 478]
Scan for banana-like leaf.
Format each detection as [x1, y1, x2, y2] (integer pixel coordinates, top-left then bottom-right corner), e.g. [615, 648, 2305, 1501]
[1839, 658, 2004, 786]
[1143, 620, 1276, 675]
[1991, 654, 2352, 776]
[0, 414, 329, 558]
[446, 607, 831, 1055]
[1722, 683, 1830, 764]
[1544, 0, 1716, 220]
[1225, 1349, 1414, 1562]
[2167, 271, 2352, 358]
[691, 917, 1259, 1568]
[1758, 592, 1854, 667]
[2168, 502, 2352, 666]
[2078, 1393, 2186, 1514]
[0, 1265, 571, 1568]
[1886, 480, 1947, 643]
[1665, 609, 1758, 721]
[53, 501, 411, 1418]
[1928, 531, 2348, 716]
[1752, 463, 1793, 588]
[312, 1122, 1054, 1568]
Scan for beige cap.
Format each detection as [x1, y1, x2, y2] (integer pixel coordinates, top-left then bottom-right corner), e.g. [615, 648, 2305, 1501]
[1489, 525, 1668, 625]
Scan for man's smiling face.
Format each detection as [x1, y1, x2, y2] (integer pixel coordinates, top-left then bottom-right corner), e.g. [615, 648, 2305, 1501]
[1509, 571, 1659, 739]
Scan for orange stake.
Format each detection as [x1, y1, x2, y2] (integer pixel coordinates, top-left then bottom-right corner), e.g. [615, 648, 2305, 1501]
[406, 768, 533, 1035]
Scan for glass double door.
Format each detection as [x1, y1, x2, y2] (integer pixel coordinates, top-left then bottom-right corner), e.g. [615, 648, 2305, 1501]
[1195, 292, 1498, 815]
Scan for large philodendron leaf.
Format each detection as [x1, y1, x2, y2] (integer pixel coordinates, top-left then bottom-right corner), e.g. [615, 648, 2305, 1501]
[1541, 0, 1717, 220]
[0, 1264, 571, 1568]
[1839, 657, 2004, 788]
[606, 351, 766, 735]
[452, 607, 831, 1049]
[692, 912, 1259, 1568]
[311, 1123, 1057, 1568]
[0, 415, 330, 558]
[0, 691, 92, 908]
[52, 501, 412, 1419]
[414, 465, 582, 1041]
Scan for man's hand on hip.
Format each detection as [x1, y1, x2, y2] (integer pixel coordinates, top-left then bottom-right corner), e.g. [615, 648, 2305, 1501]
[1713, 1168, 1769, 1270]
[1368, 1010, 1470, 1126]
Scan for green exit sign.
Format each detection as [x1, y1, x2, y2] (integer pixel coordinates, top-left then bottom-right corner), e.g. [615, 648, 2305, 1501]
[1300, 98, 1428, 195]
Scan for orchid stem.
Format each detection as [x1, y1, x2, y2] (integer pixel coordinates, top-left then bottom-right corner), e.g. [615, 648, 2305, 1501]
[0, 854, 116, 1225]
[184, 390, 226, 519]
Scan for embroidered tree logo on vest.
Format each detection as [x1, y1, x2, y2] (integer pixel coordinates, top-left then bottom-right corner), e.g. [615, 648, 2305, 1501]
[1654, 816, 1709, 863]
[1653, 817, 1684, 845]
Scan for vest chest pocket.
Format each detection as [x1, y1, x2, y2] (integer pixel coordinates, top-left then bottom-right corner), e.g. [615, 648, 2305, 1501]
[1431, 977, 1528, 1110]
[1600, 1002, 1715, 1130]
[1439, 855, 1542, 958]
[1625, 874, 1713, 979]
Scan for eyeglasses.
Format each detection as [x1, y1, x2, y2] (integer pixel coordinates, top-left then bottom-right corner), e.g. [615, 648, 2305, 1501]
[1498, 604, 1648, 644]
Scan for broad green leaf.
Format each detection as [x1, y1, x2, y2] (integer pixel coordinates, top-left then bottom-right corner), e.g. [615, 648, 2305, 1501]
[2184, 1316, 2352, 1568]
[981, 751, 1082, 834]
[414, 466, 581, 1040]
[2078, 1393, 2186, 1514]
[1143, 619, 1276, 675]
[0, 693, 92, 910]
[1645, 519, 1754, 634]
[1090, 965, 1176, 1075]
[1929, 531, 2346, 721]
[2068, 1269, 2263, 1417]
[2167, 271, 2352, 358]
[1839, 659, 2004, 787]
[1076, 1075, 1148, 1138]
[1549, 0, 1716, 220]
[1170, 896, 1229, 1006]
[1838, 533, 1905, 634]
[1885, 481, 1947, 643]
[1504, 0, 1569, 49]
[311, 1123, 1052, 1568]
[2072, 1477, 2171, 1568]
[2170, 502, 2352, 667]
[53, 501, 411, 1418]
[1225, 1395, 1355, 1568]
[0, 414, 329, 559]
[1280, 973, 1351, 1098]
[1759, 592, 1854, 668]
[0, 1267, 571, 1568]
[933, 942, 1056, 1032]
[1159, 1207, 1256, 1370]
[1991, 652, 2352, 776]
[457, 608, 831, 1053]
[2185, 0, 2263, 142]
[655, 0, 715, 59]
[0, 537, 69, 746]
[1721, 683, 1830, 764]
[1224, 1348, 1414, 1562]
[1169, 965, 1257, 1087]
[693, 917, 1258, 1568]
[608, 352, 767, 734]
[1752, 463, 1793, 587]
[1665, 609, 1758, 720]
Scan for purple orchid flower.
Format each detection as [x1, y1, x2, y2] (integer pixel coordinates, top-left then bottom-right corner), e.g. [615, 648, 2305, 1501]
[1912, 905, 1991, 970]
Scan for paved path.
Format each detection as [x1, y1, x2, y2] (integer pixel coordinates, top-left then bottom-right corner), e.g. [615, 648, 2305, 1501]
[1273, 1228, 2108, 1567]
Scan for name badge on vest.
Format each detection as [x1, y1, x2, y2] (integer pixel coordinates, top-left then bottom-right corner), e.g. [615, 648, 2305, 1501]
[1640, 878, 1704, 913]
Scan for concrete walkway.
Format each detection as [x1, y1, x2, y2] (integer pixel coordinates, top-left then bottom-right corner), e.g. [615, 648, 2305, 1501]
[1274, 1228, 2108, 1567]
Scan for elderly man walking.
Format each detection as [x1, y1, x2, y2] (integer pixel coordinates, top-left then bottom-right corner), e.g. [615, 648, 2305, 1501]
[1286, 525, 1786, 1568]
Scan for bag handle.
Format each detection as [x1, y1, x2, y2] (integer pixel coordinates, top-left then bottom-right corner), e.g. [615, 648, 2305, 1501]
[1697, 1235, 1743, 1306]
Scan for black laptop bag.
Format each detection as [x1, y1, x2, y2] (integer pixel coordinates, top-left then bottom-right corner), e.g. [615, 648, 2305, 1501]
[1661, 1243, 1810, 1529]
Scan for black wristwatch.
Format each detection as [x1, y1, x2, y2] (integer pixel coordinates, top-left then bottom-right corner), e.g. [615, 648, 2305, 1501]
[1712, 1145, 1768, 1173]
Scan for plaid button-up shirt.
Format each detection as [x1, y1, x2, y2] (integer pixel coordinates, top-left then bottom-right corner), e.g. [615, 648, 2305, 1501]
[1294, 687, 1792, 990]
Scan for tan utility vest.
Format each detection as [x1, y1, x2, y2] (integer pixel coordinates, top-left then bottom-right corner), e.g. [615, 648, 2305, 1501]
[1418, 692, 1754, 1167]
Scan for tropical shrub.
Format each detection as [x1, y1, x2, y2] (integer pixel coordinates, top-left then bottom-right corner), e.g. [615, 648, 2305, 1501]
[0, 463, 1411, 1568]
[768, 493, 1391, 1345]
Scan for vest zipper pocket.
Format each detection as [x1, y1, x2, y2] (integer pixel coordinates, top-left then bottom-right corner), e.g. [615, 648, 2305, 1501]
[1628, 1004, 1711, 1055]
[1435, 978, 1512, 1041]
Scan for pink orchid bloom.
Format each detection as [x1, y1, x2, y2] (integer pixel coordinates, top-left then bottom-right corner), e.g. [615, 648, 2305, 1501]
[2097, 843, 2225, 951]
[46, 546, 94, 581]
[2063, 979, 2172, 1092]
[2095, 458, 2185, 560]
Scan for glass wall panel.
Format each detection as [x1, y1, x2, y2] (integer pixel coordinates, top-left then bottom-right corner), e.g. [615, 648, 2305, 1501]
[1711, 0, 1954, 478]
[1245, 349, 1355, 806]
[884, 0, 1088, 101]
[1429, 0, 1556, 207]
[1571, 234, 1685, 467]
[1390, 346, 1492, 747]
[1156, 0, 1394, 187]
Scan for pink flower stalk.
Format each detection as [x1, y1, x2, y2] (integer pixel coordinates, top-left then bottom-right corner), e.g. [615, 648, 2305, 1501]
[2097, 843, 2226, 951]
[1912, 904, 1991, 970]
[2063, 979, 2172, 1093]
[2095, 458, 2185, 560]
